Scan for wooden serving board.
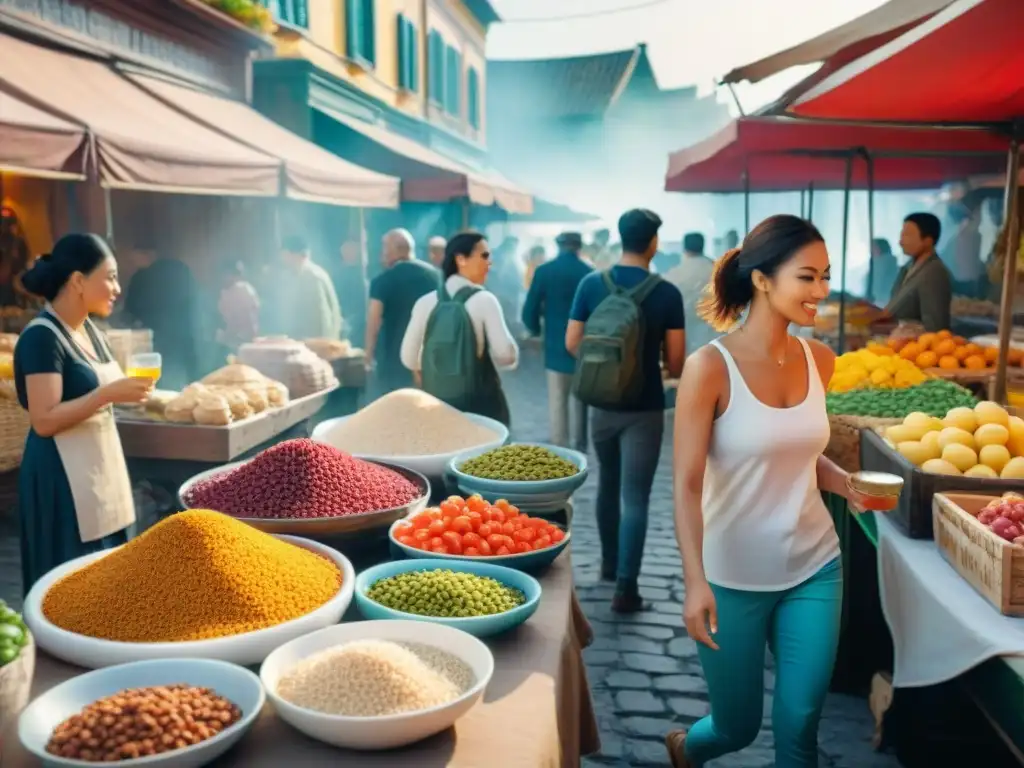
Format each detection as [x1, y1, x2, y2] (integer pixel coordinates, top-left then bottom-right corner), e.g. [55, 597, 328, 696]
[116, 385, 336, 462]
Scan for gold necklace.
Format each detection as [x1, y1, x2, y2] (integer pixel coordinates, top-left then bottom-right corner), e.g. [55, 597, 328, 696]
[739, 325, 787, 367]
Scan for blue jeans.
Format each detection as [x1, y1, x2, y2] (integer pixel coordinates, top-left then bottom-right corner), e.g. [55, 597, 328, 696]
[590, 408, 664, 584]
[686, 558, 843, 767]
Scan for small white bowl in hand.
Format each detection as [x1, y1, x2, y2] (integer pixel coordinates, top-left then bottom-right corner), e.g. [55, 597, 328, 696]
[260, 620, 493, 750]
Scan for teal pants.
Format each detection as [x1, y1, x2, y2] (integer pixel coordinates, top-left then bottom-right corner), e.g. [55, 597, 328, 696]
[686, 558, 842, 767]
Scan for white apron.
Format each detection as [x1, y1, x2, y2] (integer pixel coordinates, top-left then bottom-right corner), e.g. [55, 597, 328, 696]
[22, 313, 136, 542]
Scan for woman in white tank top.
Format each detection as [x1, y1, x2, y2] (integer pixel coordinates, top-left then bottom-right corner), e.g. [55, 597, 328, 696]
[664, 216, 882, 768]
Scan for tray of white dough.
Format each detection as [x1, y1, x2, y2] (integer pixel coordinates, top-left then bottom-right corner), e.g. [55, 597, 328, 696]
[311, 389, 508, 477]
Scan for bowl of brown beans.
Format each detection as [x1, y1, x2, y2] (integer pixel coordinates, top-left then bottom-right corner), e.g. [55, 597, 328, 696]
[17, 658, 263, 766]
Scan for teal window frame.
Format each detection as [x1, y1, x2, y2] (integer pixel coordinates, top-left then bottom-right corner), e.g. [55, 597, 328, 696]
[346, 0, 376, 68]
[444, 44, 461, 116]
[264, 0, 308, 29]
[397, 14, 419, 92]
[427, 29, 444, 105]
[467, 66, 480, 129]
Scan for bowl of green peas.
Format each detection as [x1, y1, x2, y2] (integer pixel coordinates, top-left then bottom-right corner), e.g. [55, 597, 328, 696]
[448, 443, 588, 512]
[354, 559, 542, 638]
[0, 599, 34, 734]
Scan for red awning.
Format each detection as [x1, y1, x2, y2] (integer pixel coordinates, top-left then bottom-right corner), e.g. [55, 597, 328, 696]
[316, 106, 534, 214]
[0, 33, 280, 196]
[128, 74, 399, 208]
[665, 116, 1008, 193]
[0, 87, 86, 179]
[790, 0, 1024, 123]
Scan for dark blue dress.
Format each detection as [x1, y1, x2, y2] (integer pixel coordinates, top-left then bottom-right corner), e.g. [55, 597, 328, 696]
[14, 311, 128, 596]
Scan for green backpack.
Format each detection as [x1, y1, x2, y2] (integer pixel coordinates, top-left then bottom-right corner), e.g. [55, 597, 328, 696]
[572, 271, 662, 408]
[421, 284, 483, 406]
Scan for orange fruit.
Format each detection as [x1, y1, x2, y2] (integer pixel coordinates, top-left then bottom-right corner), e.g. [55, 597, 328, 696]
[937, 330, 953, 340]
[915, 351, 939, 369]
[933, 339, 956, 357]
[888, 337, 909, 352]
[983, 347, 1000, 363]
[953, 346, 972, 362]
[939, 355, 961, 370]
[964, 355, 987, 370]
[964, 343, 982, 357]
[900, 342, 924, 361]
[918, 333, 937, 350]
[1009, 349, 1024, 366]
[952, 336, 967, 346]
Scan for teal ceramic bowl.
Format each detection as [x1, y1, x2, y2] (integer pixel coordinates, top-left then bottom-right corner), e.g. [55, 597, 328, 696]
[354, 559, 541, 638]
[447, 443, 588, 511]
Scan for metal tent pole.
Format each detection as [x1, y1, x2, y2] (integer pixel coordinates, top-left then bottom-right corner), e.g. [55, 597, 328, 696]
[743, 168, 750, 233]
[838, 154, 854, 354]
[994, 138, 1021, 404]
[866, 152, 876, 304]
[807, 182, 815, 222]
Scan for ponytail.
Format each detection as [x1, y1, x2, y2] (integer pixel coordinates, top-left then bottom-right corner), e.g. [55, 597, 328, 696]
[698, 247, 751, 331]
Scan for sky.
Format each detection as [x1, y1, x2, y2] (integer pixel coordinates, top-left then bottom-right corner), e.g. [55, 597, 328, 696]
[487, 0, 891, 112]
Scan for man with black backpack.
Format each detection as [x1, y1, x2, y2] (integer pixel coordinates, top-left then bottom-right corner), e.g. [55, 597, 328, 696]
[566, 208, 685, 613]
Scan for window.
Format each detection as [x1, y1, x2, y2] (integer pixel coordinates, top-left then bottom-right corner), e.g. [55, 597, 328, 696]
[346, 0, 376, 67]
[444, 44, 461, 116]
[265, 0, 308, 28]
[467, 67, 480, 129]
[396, 14, 418, 92]
[427, 30, 444, 104]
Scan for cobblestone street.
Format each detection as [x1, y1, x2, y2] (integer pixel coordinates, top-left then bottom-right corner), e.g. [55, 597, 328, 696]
[0, 345, 902, 767]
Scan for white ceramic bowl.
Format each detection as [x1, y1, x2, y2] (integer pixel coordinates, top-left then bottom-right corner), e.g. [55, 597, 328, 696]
[23, 535, 355, 669]
[260, 620, 494, 750]
[19, 658, 264, 768]
[311, 412, 509, 478]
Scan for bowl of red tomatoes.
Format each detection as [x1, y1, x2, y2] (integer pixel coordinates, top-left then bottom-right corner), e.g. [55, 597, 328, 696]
[389, 495, 570, 572]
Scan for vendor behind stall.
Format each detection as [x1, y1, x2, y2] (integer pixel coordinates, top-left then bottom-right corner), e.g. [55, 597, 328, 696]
[14, 234, 153, 595]
[882, 213, 953, 333]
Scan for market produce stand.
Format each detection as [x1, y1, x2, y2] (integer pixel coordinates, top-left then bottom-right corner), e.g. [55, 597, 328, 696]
[1, 553, 600, 767]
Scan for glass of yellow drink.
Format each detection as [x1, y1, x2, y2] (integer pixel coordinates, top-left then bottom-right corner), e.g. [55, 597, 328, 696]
[127, 352, 162, 383]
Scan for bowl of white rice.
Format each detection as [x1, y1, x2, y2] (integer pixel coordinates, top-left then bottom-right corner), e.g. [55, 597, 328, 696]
[311, 389, 509, 477]
[260, 620, 493, 750]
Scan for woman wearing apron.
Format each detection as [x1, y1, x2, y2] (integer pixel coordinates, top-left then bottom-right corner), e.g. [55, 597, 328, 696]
[400, 231, 519, 427]
[15, 234, 152, 595]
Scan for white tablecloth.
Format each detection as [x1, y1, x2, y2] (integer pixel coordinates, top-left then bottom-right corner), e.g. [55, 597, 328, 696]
[876, 513, 1024, 687]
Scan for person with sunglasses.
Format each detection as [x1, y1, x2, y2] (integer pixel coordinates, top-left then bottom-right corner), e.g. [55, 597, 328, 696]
[400, 230, 519, 426]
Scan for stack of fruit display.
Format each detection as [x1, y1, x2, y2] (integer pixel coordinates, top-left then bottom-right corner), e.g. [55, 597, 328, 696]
[884, 401, 1024, 478]
[828, 346, 928, 393]
[972, 493, 1024, 545]
[827, 377, 977, 419]
[888, 330, 1023, 371]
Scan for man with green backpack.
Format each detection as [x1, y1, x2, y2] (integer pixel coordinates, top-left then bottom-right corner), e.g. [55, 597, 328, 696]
[566, 209, 686, 612]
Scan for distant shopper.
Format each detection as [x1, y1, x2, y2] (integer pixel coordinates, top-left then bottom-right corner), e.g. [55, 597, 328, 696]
[941, 202, 984, 298]
[216, 260, 260, 351]
[664, 232, 719, 357]
[522, 232, 593, 449]
[332, 235, 368, 345]
[567, 209, 685, 612]
[428, 236, 447, 270]
[365, 229, 439, 395]
[401, 231, 518, 426]
[523, 244, 547, 290]
[885, 212, 952, 332]
[869, 237, 898, 307]
[278, 235, 343, 341]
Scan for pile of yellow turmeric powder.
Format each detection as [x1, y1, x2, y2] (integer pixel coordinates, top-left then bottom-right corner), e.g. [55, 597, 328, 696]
[42, 509, 342, 642]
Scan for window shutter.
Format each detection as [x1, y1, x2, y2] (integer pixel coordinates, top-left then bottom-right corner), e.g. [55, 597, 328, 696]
[397, 15, 408, 89]
[348, 0, 375, 65]
[409, 23, 419, 92]
[428, 31, 442, 103]
[444, 46, 461, 116]
[467, 68, 479, 129]
[363, 0, 376, 66]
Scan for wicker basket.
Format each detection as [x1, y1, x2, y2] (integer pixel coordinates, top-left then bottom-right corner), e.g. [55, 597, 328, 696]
[827, 413, 902, 473]
[0, 381, 30, 473]
[0, 633, 34, 736]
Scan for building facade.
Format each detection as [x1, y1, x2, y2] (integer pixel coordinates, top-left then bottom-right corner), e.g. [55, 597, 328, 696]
[256, 0, 495, 168]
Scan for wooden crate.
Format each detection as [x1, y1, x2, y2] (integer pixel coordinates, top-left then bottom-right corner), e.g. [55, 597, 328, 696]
[933, 493, 1024, 616]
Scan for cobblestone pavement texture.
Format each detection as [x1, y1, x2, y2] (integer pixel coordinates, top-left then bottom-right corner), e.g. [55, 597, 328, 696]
[0, 345, 902, 767]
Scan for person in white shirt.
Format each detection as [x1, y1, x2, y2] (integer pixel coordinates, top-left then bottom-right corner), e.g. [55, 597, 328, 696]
[665, 215, 882, 768]
[400, 231, 518, 426]
[663, 232, 720, 357]
[427, 236, 446, 269]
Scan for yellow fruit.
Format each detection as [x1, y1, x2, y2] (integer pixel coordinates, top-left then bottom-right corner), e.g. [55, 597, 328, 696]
[975, 401, 1011, 428]
[920, 431, 943, 459]
[1007, 416, 1024, 457]
[942, 443, 979, 473]
[897, 441, 933, 467]
[965, 465, 999, 479]
[938, 427, 976, 452]
[928, 417, 944, 432]
[1001, 457, 1024, 480]
[922, 458, 962, 476]
[943, 406, 978, 433]
[979, 444, 1012, 475]
[975, 423, 1010, 448]
[887, 424, 925, 444]
[870, 368, 892, 386]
